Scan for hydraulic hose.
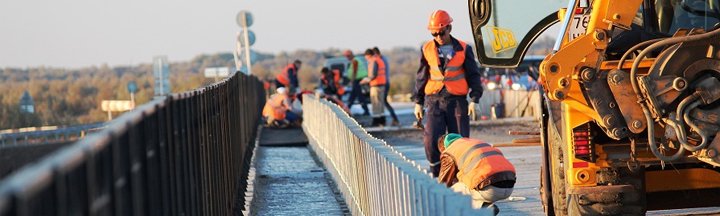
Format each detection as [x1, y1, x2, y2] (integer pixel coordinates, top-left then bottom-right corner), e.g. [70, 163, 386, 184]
[617, 38, 663, 70]
[629, 27, 720, 161]
[645, 104, 687, 161]
[630, 27, 720, 100]
[683, 100, 709, 151]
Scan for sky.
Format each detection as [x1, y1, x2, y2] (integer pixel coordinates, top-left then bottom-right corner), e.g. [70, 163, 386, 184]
[0, 0, 564, 69]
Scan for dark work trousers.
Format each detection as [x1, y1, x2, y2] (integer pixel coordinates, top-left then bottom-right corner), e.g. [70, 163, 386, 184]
[274, 79, 286, 89]
[424, 97, 470, 177]
[348, 79, 369, 114]
[384, 82, 399, 122]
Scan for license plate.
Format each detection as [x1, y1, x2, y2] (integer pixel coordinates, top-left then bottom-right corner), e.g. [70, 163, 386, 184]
[568, 11, 589, 41]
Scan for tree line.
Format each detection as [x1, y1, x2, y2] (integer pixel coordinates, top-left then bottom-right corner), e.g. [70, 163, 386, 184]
[0, 38, 553, 130]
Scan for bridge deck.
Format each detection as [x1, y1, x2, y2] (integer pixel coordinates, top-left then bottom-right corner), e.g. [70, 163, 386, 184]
[248, 127, 348, 215]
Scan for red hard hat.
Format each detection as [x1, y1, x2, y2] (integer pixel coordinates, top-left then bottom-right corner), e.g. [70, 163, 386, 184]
[428, 10, 453, 30]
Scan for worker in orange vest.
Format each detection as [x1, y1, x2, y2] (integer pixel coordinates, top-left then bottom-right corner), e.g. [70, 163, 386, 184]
[438, 133, 516, 214]
[318, 67, 345, 99]
[373, 47, 400, 126]
[262, 87, 299, 127]
[360, 49, 387, 126]
[414, 10, 484, 176]
[275, 60, 302, 91]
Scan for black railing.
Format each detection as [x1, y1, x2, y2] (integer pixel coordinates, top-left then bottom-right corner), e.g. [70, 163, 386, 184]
[0, 72, 264, 216]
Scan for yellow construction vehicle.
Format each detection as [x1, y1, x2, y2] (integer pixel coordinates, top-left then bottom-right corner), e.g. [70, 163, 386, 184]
[468, 0, 720, 215]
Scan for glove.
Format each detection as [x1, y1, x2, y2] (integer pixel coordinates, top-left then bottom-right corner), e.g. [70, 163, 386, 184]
[414, 104, 424, 120]
[468, 101, 477, 117]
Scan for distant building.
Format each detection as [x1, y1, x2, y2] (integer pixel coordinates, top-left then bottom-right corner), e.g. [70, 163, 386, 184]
[19, 90, 35, 114]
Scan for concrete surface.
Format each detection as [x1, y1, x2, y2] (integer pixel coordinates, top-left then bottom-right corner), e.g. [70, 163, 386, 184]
[249, 127, 347, 216]
[259, 127, 308, 147]
[249, 147, 347, 216]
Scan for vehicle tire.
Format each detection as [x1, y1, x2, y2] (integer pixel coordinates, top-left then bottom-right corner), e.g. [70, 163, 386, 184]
[539, 93, 555, 216]
[548, 118, 568, 216]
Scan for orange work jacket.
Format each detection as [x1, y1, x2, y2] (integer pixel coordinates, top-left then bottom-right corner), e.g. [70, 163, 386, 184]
[276, 64, 297, 86]
[368, 56, 387, 87]
[262, 94, 289, 120]
[322, 69, 345, 95]
[423, 40, 469, 95]
[441, 138, 516, 190]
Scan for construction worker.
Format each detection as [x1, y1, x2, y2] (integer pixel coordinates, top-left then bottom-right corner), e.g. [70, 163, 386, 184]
[318, 67, 345, 99]
[344, 50, 370, 116]
[275, 60, 302, 91]
[315, 90, 350, 114]
[262, 87, 299, 127]
[373, 47, 400, 126]
[414, 10, 484, 176]
[360, 49, 387, 126]
[438, 133, 516, 214]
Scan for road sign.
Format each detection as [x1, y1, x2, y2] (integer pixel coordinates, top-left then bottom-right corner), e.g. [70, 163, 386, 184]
[204, 67, 231, 78]
[237, 30, 256, 46]
[236, 11, 253, 27]
[101, 100, 134, 112]
[153, 56, 171, 95]
[154, 80, 171, 95]
[240, 49, 258, 64]
[127, 81, 138, 93]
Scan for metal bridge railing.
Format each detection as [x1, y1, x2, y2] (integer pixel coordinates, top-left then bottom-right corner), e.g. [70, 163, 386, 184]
[0, 71, 264, 216]
[0, 123, 106, 147]
[302, 95, 490, 216]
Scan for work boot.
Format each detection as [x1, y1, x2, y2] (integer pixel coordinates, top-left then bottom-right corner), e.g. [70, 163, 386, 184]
[378, 117, 386, 126]
[371, 117, 380, 127]
[481, 203, 500, 215]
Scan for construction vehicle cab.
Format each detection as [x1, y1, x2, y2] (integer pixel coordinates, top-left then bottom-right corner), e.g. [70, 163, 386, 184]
[468, 0, 720, 215]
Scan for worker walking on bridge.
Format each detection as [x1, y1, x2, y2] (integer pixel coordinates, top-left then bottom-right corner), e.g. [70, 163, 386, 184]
[438, 133, 515, 214]
[414, 10, 484, 177]
[360, 49, 387, 126]
[344, 50, 370, 116]
[276, 60, 302, 91]
[373, 47, 400, 126]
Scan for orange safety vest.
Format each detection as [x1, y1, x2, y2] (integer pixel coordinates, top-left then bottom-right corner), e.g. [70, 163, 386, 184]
[423, 40, 469, 95]
[333, 69, 345, 95]
[443, 138, 516, 190]
[322, 69, 345, 95]
[276, 64, 296, 86]
[368, 56, 387, 87]
[262, 94, 288, 120]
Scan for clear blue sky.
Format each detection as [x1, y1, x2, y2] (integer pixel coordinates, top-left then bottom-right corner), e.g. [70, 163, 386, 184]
[0, 0, 563, 69]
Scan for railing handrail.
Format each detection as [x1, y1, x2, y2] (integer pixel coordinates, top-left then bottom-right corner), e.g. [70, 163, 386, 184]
[302, 95, 490, 215]
[0, 71, 264, 216]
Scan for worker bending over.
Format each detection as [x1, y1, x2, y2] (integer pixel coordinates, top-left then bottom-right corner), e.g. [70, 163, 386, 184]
[318, 67, 345, 99]
[414, 10, 483, 176]
[438, 133, 516, 215]
[262, 87, 300, 127]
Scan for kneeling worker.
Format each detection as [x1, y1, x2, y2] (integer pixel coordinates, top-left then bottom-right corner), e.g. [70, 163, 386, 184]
[262, 87, 300, 127]
[437, 133, 516, 214]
